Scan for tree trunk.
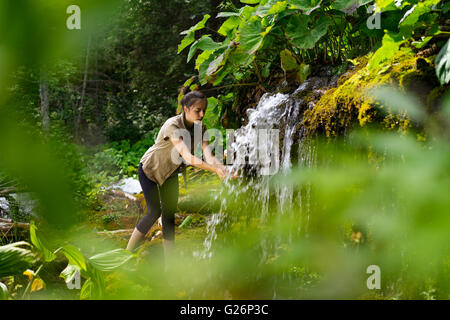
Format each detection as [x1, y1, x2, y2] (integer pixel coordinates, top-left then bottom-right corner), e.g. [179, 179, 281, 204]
[76, 36, 91, 141]
[39, 70, 50, 132]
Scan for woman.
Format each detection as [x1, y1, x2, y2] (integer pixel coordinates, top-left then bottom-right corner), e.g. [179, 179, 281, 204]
[126, 91, 227, 256]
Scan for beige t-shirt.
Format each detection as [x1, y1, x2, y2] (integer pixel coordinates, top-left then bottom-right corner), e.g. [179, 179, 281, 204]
[140, 113, 209, 186]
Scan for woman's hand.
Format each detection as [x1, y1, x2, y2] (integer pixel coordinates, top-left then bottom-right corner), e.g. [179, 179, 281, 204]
[214, 164, 227, 180]
[214, 165, 240, 180]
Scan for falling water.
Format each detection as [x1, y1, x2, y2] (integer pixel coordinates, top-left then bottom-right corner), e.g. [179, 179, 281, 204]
[196, 73, 339, 260]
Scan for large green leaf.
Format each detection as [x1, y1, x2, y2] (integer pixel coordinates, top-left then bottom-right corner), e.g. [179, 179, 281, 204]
[333, 0, 373, 13]
[286, 14, 331, 49]
[180, 14, 211, 36]
[436, 39, 450, 85]
[195, 50, 215, 70]
[268, 1, 289, 15]
[60, 263, 80, 284]
[178, 32, 195, 54]
[289, 0, 322, 15]
[29, 221, 56, 262]
[255, 0, 280, 17]
[0, 241, 35, 277]
[88, 248, 133, 272]
[368, 31, 405, 70]
[203, 97, 220, 129]
[239, 18, 265, 55]
[241, 0, 261, 4]
[0, 282, 8, 300]
[178, 14, 211, 53]
[207, 53, 227, 76]
[218, 16, 240, 37]
[228, 45, 256, 66]
[62, 244, 87, 271]
[187, 36, 228, 62]
[280, 49, 311, 82]
[398, 0, 441, 37]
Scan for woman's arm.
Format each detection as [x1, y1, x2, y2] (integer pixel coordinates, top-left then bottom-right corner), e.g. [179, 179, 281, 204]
[170, 137, 226, 179]
[202, 141, 224, 167]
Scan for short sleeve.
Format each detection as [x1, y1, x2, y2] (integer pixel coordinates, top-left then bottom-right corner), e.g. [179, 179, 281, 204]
[163, 123, 180, 141]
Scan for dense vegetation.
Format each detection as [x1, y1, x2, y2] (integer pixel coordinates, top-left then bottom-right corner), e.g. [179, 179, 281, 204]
[0, 0, 449, 300]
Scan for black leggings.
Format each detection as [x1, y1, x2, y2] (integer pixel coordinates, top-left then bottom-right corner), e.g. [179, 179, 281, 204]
[136, 163, 179, 240]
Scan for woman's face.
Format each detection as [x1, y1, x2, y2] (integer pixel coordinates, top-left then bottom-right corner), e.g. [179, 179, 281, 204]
[184, 99, 207, 125]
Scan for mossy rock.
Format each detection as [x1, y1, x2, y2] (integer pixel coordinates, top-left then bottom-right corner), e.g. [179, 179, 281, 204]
[301, 46, 444, 137]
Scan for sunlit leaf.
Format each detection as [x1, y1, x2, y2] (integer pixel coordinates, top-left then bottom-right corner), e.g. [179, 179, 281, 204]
[286, 14, 330, 49]
[62, 244, 87, 271]
[240, 0, 261, 4]
[29, 221, 56, 262]
[180, 14, 211, 36]
[88, 248, 133, 272]
[333, 0, 372, 14]
[0, 282, 8, 300]
[218, 16, 240, 37]
[368, 31, 405, 70]
[289, 0, 322, 15]
[239, 18, 264, 55]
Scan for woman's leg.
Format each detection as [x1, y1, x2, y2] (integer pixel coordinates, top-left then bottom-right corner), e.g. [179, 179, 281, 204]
[159, 171, 179, 266]
[159, 171, 179, 241]
[126, 164, 162, 251]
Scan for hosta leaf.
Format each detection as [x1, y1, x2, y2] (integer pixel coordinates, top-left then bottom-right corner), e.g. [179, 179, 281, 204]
[30, 221, 56, 262]
[0, 282, 8, 300]
[88, 248, 133, 272]
[0, 241, 34, 277]
[60, 263, 80, 284]
[436, 39, 450, 85]
[62, 244, 87, 271]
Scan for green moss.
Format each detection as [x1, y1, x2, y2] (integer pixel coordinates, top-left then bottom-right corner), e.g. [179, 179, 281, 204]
[301, 46, 439, 137]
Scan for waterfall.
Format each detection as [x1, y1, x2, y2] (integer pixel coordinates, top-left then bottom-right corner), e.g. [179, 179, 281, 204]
[196, 73, 338, 260]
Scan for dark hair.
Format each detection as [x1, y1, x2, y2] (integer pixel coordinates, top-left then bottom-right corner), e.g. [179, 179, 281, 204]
[180, 91, 206, 109]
